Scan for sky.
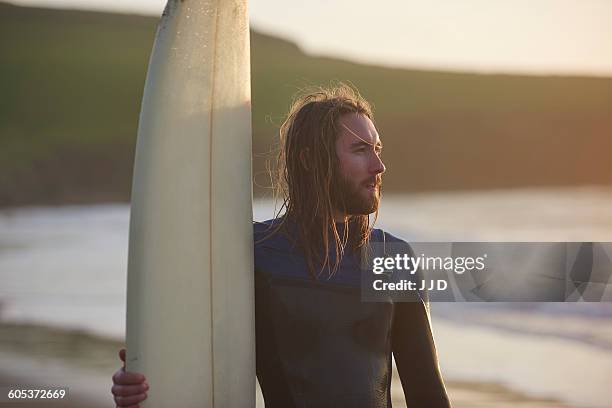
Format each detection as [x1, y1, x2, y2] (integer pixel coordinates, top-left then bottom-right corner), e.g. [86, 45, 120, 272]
[8, 0, 612, 76]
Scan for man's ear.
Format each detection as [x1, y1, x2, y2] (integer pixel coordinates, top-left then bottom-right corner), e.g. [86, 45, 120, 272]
[299, 148, 310, 171]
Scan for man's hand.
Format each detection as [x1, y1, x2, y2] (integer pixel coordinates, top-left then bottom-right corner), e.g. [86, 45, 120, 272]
[111, 348, 149, 408]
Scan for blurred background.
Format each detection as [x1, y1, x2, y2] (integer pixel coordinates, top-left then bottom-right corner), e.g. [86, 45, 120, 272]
[1, 0, 611, 407]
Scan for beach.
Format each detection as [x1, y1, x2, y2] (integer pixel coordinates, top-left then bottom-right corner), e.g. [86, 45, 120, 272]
[0, 320, 577, 408]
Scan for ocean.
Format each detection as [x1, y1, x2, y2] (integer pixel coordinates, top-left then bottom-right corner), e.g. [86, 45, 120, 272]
[1, 186, 611, 407]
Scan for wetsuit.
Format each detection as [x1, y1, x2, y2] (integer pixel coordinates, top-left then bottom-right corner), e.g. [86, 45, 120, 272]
[254, 218, 451, 408]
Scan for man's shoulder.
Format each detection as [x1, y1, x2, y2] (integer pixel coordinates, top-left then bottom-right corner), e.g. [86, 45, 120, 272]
[370, 227, 408, 244]
[369, 227, 414, 256]
[253, 218, 279, 234]
[253, 221, 409, 242]
[253, 217, 296, 252]
[253, 219, 411, 251]
[253, 217, 286, 238]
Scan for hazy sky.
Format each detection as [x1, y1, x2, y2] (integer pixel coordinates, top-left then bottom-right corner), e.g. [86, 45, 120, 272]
[9, 0, 612, 76]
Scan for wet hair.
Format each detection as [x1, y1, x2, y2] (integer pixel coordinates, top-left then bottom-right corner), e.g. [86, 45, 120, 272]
[265, 83, 378, 279]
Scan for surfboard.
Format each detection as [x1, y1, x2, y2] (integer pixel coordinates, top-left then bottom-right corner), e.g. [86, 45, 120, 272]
[125, 0, 254, 407]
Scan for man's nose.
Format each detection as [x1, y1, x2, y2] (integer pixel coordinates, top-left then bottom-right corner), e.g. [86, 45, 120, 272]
[371, 153, 386, 175]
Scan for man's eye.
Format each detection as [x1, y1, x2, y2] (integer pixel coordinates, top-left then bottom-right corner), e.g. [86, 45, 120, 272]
[354, 146, 381, 154]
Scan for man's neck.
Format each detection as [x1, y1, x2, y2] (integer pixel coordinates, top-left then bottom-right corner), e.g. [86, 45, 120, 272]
[332, 210, 348, 223]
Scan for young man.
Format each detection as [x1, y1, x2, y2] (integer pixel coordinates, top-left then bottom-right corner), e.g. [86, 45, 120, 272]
[111, 85, 451, 407]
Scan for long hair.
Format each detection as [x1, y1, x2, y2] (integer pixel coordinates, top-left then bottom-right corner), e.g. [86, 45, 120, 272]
[265, 83, 378, 279]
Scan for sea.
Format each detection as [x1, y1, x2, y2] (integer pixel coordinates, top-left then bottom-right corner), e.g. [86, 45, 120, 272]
[1, 185, 611, 407]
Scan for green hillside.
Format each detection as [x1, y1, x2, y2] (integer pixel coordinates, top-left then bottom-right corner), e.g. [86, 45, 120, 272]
[1, 2, 611, 206]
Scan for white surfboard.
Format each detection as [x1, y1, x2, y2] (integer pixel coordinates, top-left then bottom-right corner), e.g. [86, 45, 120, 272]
[125, 0, 254, 406]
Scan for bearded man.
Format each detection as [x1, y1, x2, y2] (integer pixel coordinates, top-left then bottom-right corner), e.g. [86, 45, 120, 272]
[112, 85, 451, 408]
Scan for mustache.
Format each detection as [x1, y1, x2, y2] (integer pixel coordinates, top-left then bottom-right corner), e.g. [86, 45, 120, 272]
[364, 176, 383, 187]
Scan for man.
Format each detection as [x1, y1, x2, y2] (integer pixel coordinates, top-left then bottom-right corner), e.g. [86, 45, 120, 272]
[112, 85, 451, 407]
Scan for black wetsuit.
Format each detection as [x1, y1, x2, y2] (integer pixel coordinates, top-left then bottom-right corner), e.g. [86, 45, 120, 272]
[254, 219, 451, 408]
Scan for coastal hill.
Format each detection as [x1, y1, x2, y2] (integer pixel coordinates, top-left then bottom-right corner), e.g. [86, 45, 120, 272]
[1, 2, 611, 206]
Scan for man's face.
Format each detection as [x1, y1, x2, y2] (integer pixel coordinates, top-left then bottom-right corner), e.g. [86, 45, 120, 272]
[333, 113, 386, 216]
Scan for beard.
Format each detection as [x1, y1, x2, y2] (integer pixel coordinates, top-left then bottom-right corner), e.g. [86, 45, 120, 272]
[332, 173, 382, 216]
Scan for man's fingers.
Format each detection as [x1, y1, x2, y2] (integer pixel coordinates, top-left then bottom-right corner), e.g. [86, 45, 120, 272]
[112, 370, 146, 385]
[113, 393, 147, 407]
[119, 348, 126, 368]
[111, 383, 149, 397]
